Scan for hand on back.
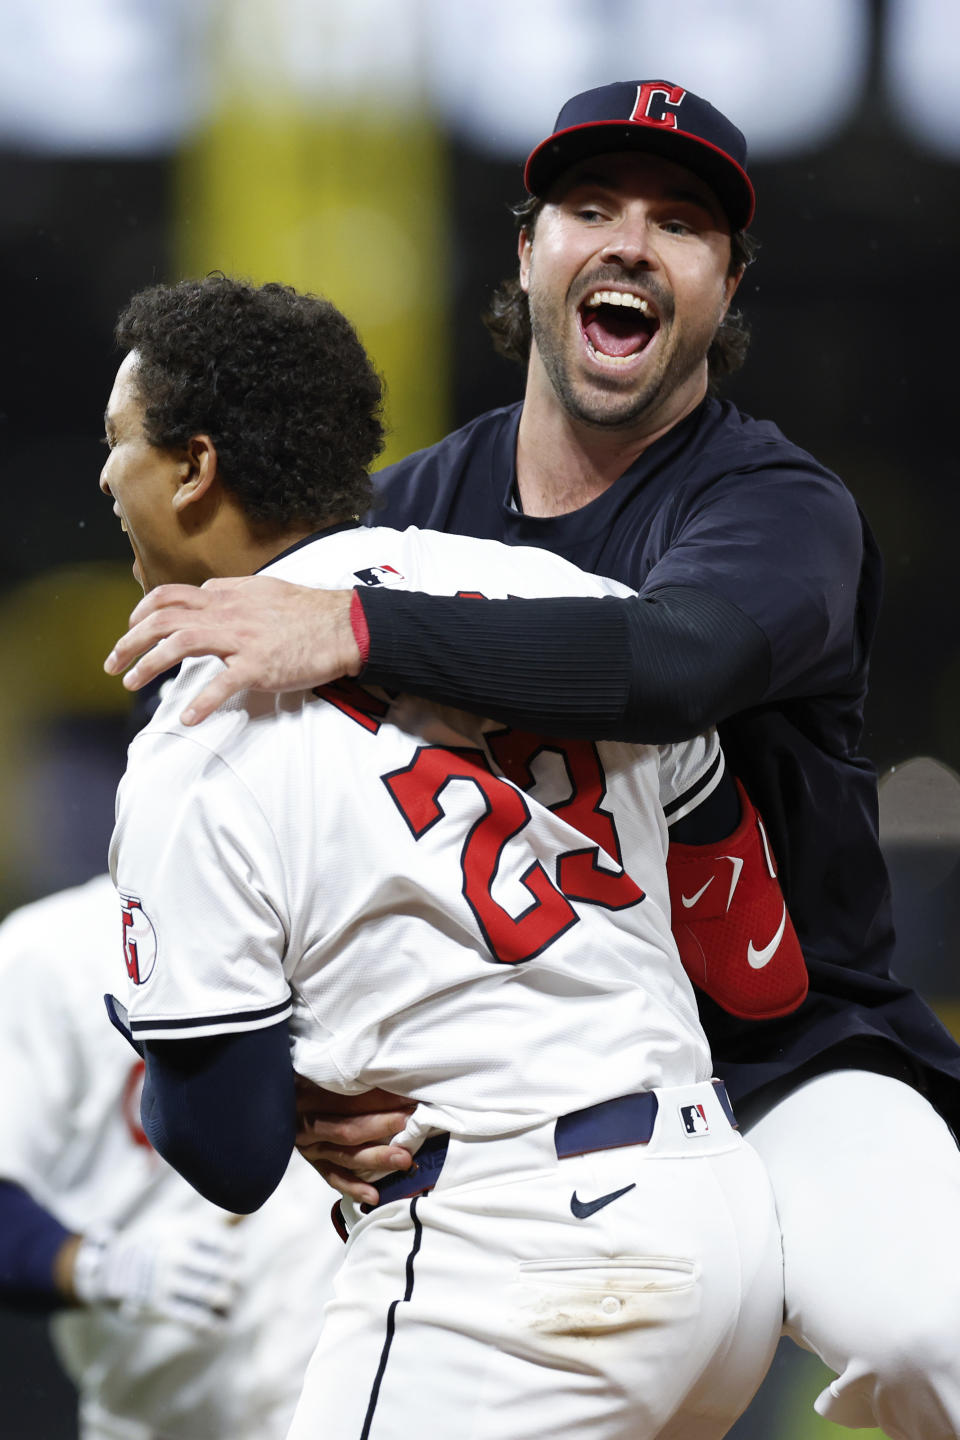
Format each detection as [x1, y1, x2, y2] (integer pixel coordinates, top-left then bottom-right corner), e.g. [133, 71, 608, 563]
[105, 578, 360, 725]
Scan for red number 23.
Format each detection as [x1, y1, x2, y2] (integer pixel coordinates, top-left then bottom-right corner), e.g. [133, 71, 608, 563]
[383, 734, 643, 966]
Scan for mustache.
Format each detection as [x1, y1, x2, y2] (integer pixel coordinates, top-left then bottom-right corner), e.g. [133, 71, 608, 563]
[574, 270, 673, 322]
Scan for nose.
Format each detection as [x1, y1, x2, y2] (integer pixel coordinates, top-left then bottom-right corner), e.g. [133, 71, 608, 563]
[599, 213, 657, 271]
[99, 466, 112, 496]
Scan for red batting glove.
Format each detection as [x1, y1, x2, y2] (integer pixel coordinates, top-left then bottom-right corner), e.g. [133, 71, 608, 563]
[667, 779, 808, 1021]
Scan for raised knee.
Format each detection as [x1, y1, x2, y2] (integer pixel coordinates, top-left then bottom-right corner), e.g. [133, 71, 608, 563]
[876, 1305, 960, 1386]
[823, 1313, 960, 1439]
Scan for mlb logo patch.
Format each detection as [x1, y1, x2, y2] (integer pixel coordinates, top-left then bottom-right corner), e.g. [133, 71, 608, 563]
[353, 564, 405, 587]
[680, 1103, 710, 1136]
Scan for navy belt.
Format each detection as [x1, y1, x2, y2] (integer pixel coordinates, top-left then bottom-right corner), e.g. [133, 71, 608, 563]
[371, 1081, 737, 1210]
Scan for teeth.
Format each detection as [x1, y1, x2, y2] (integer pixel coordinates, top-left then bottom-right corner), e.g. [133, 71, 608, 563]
[585, 337, 644, 365]
[586, 290, 649, 313]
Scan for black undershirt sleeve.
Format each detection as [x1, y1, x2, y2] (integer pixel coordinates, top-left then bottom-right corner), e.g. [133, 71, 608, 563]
[141, 1022, 295, 1215]
[358, 583, 771, 744]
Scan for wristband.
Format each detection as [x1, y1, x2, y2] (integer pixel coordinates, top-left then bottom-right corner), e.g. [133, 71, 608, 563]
[349, 590, 371, 668]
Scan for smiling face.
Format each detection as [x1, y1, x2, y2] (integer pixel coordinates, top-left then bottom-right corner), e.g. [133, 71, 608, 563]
[519, 151, 742, 434]
[99, 351, 192, 592]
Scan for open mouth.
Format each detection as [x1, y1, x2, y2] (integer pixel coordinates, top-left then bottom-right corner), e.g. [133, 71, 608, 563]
[111, 502, 142, 582]
[578, 289, 659, 365]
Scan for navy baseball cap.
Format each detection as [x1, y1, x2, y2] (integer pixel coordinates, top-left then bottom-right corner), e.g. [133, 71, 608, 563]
[524, 80, 755, 231]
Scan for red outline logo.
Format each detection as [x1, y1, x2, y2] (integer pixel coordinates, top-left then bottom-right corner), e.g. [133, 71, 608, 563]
[631, 82, 687, 129]
[120, 893, 157, 986]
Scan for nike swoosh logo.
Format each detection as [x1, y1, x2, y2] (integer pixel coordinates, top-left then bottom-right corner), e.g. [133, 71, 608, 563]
[570, 1183, 637, 1219]
[681, 878, 713, 908]
[747, 902, 788, 969]
[723, 855, 744, 910]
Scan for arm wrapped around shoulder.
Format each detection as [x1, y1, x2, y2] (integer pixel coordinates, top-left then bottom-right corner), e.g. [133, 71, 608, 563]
[667, 779, 808, 1020]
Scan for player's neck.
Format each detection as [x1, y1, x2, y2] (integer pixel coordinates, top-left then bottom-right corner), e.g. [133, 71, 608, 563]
[189, 513, 319, 584]
[515, 361, 705, 519]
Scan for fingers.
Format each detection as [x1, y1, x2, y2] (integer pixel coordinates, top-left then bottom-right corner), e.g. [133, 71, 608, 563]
[293, 1084, 416, 1203]
[132, 582, 228, 626]
[295, 1130, 413, 1204]
[295, 1109, 415, 1150]
[119, 633, 220, 693]
[166, 1231, 242, 1328]
[105, 587, 210, 674]
[178, 664, 251, 726]
[104, 580, 259, 685]
[171, 1268, 236, 1326]
[308, 1164, 381, 1206]
[103, 595, 258, 722]
[197, 575, 249, 595]
[104, 576, 361, 717]
[105, 614, 224, 689]
[296, 1138, 412, 1173]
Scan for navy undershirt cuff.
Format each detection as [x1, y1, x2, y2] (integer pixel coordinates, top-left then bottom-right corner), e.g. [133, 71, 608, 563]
[0, 1180, 72, 1311]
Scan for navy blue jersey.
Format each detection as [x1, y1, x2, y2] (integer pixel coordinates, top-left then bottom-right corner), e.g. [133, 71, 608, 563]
[370, 396, 960, 1120]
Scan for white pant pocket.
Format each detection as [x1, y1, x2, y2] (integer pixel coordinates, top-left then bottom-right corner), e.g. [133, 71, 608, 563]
[514, 1257, 698, 1337]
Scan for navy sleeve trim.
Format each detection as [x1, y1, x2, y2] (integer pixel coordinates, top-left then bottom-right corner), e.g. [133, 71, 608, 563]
[668, 759, 742, 844]
[663, 749, 724, 820]
[104, 993, 144, 1055]
[358, 583, 770, 743]
[129, 995, 292, 1035]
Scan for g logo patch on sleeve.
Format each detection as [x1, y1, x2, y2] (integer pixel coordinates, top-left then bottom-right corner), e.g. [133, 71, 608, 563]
[120, 893, 157, 986]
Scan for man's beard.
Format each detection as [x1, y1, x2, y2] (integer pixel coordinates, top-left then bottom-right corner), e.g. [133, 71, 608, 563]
[527, 282, 712, 431]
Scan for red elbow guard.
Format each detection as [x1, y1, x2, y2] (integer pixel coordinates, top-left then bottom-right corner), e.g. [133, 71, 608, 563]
[667, 779, 808, 1021]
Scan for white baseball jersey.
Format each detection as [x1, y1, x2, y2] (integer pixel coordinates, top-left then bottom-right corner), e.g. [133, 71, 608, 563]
[0, 874, 340, 1440]
[112, 525, 721, 1145]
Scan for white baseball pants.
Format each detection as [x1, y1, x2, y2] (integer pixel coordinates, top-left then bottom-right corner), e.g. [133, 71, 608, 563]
[286, 1080, 782, 1440]
[746, 1068, 960, 1439]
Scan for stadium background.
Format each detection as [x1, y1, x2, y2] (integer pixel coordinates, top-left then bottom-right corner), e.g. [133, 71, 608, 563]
[0, 1, 957, 1435]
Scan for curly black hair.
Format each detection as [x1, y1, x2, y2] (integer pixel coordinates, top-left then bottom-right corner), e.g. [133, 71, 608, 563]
[483, 195, 759, 390]
[115, 275, 385, 529]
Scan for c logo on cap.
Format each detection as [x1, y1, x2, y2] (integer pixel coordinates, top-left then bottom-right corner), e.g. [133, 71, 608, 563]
[631, 82, 687, 129]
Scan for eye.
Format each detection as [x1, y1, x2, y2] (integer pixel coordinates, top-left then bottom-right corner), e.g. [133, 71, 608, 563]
[562, 193, 611, 223]
[661, 218, 695, 236]
[100, 435, 112, 449]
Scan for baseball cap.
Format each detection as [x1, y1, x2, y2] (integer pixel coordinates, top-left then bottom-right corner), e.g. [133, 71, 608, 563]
[524, 80, 755, 231]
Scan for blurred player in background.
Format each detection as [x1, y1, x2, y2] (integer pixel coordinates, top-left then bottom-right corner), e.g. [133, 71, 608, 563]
[0, 871, 339, 1440]
[101, 274, 786, 1439]
[106, 82, 960, 1440]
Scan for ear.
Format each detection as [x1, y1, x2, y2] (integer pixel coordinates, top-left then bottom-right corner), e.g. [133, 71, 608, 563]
[171, 434, 218, 514]
[720, 263, 744, 321]
[518, 227, 533, 295]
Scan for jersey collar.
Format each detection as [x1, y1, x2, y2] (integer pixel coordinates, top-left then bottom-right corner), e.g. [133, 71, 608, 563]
[255, 520, 365, 573]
